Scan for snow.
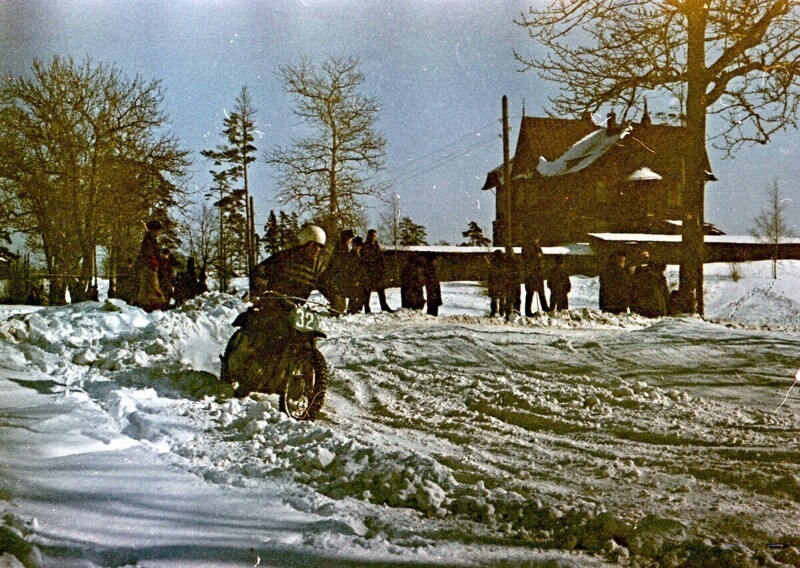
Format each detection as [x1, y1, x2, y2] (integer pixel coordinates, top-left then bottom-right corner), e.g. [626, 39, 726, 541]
[626, 167, 662, 181]
[589, 232, 800, 245]
[1, 261, 800, 567]
[388, 244, 595, 256]
[537, 126, 632, 177]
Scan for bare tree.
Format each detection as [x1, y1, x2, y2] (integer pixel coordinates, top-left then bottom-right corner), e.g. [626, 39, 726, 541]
[266, 55, 388, 236]
[751, 178, 795, 279]
[378, 194, 402, 252]
[0, 56, 189, 304]
[182, 199, 218, 272]
[515, 0, 800, 314]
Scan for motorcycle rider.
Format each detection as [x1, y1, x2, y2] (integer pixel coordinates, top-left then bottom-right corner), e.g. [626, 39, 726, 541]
[229, 225, 327, 395]
[250, 224, 327, 304]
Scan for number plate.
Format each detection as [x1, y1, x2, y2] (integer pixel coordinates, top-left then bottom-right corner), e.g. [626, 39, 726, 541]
[290, 305, 321, 333]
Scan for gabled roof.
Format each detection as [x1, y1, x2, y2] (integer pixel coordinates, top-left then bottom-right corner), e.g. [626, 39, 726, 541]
[483, 115, 715, 189]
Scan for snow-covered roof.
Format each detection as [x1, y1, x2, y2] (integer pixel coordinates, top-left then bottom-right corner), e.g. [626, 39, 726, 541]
[385, 244, 594, 256]
[588, 233, 800, 245]
[537, 126, 631, 177]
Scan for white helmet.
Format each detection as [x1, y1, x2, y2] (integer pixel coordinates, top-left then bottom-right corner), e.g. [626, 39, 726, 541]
[298, 224, 326, 246]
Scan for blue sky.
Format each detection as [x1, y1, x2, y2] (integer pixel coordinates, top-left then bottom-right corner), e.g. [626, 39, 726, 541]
[1, 0, 798, 244]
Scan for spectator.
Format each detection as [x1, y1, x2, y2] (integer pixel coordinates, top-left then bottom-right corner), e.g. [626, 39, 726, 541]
[320, 228, 354, 315]
[630, 251, 669, 318]
[487, 249, 505, 317]
[347, 236, 368, 314]
[523, 236, 549, 314]
[26, 285, 41, 306]
[136, 220, 166, 312]
[197, 265, 209, 294]
[87, 283, 99, 302]
[599, 250, 630, 314]
[547, 255, 571, 311]
[361, 229, 395, 313]
[174, 256, 201, 306]
[423, 255, 442, 316]
[400, 254, 426, 310]
[116, 257, 136, 304]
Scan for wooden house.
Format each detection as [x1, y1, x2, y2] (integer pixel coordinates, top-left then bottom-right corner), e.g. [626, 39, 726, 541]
[482, 109, 717, 247]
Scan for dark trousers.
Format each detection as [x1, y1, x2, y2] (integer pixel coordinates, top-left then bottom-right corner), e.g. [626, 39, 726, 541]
[490, 297, 501, 317]
[550, 294, 569, 311]
[525, 281, 549, 314]
[365, 287, 392, 313]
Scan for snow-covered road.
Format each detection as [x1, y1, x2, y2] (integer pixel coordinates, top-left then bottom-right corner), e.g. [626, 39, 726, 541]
[1, 262, 799, 567]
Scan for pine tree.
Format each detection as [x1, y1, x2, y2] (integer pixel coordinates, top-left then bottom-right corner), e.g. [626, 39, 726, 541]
[462, 221, 491, 247]
[399, 217, 428, 246]
[263, 210, 281, 255]
[201, 86, 259, 275]
[278, 211, 300, 250]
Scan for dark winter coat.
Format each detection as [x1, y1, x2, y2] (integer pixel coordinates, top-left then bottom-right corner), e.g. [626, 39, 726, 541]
[522, 244, 546, 287]
[599, 261, 631, 314]
[547, 263, 571, 311]
[250, 245, 324, 307]
[174, 259, 200, 306]
[423, 257, 442, 315]
[360, 239, 386, 289]
[501, 251, 521, 313]
[522, 244, 549, 313]
[346, 248, 369, 313]
[136, 233, 165, 311]
[400, 257, 426, 310]
[487, 251, 505, 298]
[158, 252, 175, 304]
[320, 240, 351, 295]
[630, 264, 669, 318]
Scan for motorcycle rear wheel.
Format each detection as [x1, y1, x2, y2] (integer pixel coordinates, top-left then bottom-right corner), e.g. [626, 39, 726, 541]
[279, 348, 328, 421]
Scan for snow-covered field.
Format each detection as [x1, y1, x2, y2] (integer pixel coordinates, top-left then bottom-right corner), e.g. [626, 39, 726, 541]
[1, 261, 799, 567]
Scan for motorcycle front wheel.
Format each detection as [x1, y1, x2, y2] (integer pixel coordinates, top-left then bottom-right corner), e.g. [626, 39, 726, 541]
[279, 348, 328, 421]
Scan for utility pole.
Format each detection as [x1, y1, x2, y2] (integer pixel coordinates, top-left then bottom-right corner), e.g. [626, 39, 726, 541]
[502, 95, 512, 248]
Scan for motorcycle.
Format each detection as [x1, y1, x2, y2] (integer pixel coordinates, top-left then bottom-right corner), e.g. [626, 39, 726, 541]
[220, 299, 329, 421]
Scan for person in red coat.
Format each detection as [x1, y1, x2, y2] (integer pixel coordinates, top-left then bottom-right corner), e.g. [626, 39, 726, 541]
[136, 220, 166, 312]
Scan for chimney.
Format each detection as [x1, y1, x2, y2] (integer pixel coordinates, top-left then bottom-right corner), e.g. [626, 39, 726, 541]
[606, 111, 618, 133]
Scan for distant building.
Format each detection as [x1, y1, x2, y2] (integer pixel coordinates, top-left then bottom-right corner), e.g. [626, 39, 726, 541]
[482, 108, 718, 246]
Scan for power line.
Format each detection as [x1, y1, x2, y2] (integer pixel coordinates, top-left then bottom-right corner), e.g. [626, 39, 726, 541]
[380, 114, 521, 188]
[383, 118, 500, 177]
[385, 137, 496, 188]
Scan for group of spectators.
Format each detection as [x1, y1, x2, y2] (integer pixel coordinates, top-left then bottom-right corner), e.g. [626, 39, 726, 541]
[485, 239, 675, 320]
[320, 228, 445, 317]
[118, 221, 675, 320]
[487, 236, 572, 319]
[113, 220, 207, 312]
[321, 229, 398, 316]
[599, 249, 672, 317]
